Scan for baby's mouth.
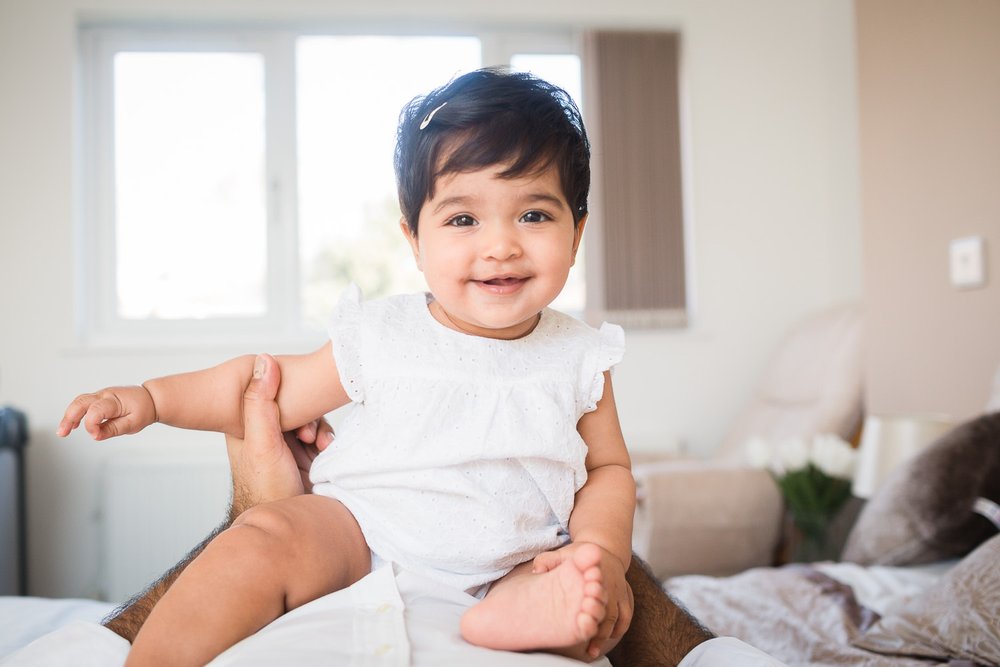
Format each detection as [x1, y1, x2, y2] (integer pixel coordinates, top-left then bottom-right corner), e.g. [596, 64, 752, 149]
[481, 277, 525, 287]
[474, 276, 529, 294]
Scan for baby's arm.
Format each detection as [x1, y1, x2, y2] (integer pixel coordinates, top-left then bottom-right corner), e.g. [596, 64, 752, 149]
[532, 372, 635, 658]
[58, 342, 348, 441]
[571, 371, 636, 569]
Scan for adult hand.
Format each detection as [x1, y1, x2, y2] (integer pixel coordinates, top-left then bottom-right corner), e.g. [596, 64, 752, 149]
[226, 353, 334, 518]
[104, 353, 335, 642]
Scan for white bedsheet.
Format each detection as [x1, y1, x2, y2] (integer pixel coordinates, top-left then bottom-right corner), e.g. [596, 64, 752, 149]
[1, 564, 783, 666]
[0, 595, 112, 657]
[814, 560, 955, 616]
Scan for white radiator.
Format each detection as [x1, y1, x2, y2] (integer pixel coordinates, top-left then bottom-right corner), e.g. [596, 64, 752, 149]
[100, 450, 231, 603]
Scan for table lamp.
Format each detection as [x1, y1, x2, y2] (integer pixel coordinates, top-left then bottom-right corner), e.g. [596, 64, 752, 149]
[852, 414, 954, 499]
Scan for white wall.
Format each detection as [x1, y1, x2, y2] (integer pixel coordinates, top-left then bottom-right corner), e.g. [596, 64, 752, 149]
[0, 0, 862, 598]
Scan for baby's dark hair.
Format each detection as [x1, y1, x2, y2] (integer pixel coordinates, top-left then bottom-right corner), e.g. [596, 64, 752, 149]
[394, 67, 590, 236]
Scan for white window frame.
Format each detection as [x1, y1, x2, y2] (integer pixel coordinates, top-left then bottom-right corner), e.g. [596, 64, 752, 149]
[77, 23, 580, 347]
[78, 26, 302, 346]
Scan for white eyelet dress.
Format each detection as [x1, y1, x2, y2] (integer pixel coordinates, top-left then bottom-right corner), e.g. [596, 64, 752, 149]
[309, 285, 625, 595]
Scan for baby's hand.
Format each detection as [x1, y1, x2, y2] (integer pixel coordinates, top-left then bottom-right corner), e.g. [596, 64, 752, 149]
[57, 386, 157, 441]
[532, 541, 634, 658]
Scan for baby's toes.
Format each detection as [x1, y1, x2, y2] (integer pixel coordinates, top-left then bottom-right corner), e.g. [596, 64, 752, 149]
[581, 595, 606, 625]
[583, 566, 603, 591]
[584, 580, 607, 605]
[573, 543, 603, 571]
[576, 608, 600, 640]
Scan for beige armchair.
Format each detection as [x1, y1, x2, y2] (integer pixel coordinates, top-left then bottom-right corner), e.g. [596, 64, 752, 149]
[632, 303, 864, 579]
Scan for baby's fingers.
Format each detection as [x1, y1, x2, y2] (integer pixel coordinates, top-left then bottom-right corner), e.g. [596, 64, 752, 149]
[531, 549, 565, 574]
[60, 386, 154, 441]
[610, 594, 633, 640]
[586, 618, 615, 659]
[592, 606, 617, 646]
[57, 394, 100, 437]
[82, 396, 129, 440]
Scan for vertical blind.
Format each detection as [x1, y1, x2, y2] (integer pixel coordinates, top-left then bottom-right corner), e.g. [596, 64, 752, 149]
[584, 31, 687, 327]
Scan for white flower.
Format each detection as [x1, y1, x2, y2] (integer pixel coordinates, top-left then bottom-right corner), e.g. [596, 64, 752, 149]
[811, 434, 857, 479]
[744, 436, 772, 469]
[776, 436, 811, 473]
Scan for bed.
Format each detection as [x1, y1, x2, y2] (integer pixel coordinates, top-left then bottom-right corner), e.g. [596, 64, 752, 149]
[656, 410, 1000, 667]
[3, 413, 998, 666]
[668, 556, 993, 666]
[0, 554, 992, 666]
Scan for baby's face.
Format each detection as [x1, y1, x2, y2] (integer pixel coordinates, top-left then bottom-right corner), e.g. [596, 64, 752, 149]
[401, 164, 585, 340]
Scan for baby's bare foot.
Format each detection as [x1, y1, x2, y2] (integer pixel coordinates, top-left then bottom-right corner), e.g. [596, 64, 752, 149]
[461, 543, 607, 654]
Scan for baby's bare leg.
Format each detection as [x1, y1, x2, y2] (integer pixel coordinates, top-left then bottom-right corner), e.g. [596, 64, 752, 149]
[460, 542, 606, 660]
[126, 495, 370, 667]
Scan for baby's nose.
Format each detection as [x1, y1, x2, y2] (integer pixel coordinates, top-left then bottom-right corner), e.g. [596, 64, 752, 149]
[479, 225, 523, 260]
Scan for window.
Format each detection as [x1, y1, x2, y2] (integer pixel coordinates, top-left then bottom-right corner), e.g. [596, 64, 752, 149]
[295, 36, 482, 325]
[112, 51, 268, 321]
[79, 26, 585, 344]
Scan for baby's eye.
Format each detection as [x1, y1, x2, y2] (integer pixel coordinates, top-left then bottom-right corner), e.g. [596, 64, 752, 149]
[446, 214, 477, 227]
[520, 210, 551, 224]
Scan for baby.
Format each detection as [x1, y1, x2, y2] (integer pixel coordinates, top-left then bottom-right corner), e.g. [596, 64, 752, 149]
[59, 68, 635, 665]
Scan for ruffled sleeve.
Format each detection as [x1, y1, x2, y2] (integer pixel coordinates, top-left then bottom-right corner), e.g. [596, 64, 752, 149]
[580, 322, 626, 414]
[327, 283, 365, 402]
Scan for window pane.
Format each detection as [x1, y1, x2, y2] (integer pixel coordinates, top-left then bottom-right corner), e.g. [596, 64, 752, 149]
[114, 52, 267, 320]
[297, 36, 481, 325]
[509, 53, 585, 314]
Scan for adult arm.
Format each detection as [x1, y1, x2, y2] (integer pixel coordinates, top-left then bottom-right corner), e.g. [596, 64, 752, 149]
[535, 371, 635, 656]
[102, 354, 332, 642]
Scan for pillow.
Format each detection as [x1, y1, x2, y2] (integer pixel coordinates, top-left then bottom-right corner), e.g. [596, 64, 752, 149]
[841, 411, 1000, 565]
[852, 533, 1000, 664]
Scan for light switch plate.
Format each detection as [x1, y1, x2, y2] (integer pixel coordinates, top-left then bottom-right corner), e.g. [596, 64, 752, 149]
[949, 236, 986, 289]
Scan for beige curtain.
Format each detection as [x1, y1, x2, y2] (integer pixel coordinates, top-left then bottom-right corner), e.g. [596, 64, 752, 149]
[584, 31, 687, 327]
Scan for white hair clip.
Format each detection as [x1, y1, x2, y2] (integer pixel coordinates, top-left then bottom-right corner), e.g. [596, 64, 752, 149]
[419, 102, 448, 130]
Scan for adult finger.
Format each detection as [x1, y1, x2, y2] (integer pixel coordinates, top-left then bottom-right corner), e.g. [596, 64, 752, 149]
[228, 354, 307, 516]
[241, 354, 283, 454]
[293, 418, 335, 451]
[314, 418, 335, 451]
[284, 432, 317, 493]
[293, 420, 317, 445]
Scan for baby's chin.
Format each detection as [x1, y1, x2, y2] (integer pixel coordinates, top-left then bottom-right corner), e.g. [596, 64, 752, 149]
[478, 313, 544, 339]
[443, 310, 542, 340]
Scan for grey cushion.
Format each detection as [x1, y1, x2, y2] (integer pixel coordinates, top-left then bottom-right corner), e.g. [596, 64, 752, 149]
[852, 533, 1000, 664]
[841, 412, 1000, 565]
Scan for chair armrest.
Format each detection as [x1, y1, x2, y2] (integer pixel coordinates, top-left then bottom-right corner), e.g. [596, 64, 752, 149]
[632, 460, 783, 579]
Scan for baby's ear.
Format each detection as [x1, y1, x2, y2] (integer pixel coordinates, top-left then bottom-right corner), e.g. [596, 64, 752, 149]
[399, 218, 421, 270]
[571, 213, 588, 265]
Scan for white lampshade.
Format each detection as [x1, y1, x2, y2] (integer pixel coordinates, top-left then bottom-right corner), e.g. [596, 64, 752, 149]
[852, 414, 954, 499]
